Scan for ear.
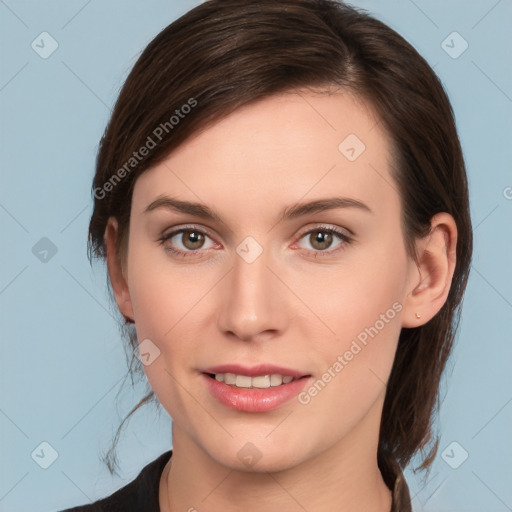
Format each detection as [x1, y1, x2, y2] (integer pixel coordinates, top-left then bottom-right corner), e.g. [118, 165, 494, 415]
[104, 217, 135, 323]
[401, 212, 457, 328]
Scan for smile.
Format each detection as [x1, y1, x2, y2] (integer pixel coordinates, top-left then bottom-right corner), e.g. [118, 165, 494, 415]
[201, 370, 312, 413]
[208, 373, 298, 388]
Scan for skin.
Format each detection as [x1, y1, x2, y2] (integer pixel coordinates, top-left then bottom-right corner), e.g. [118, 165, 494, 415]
[105, 90, 457, 512]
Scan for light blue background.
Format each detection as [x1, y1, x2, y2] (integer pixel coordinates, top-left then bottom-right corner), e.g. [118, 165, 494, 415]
[1, 1, 511, 511]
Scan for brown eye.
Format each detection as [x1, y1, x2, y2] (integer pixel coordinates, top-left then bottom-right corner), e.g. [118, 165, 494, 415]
[309, 230, 334, 250]
[295, 226, 352, 257]
[181, 230, 205, 250]
[159, 227, 217, 258]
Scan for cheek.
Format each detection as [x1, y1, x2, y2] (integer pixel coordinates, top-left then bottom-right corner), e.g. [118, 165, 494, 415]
[296, 283, 403, 440]
[123, 244, 196, 382]
[125, 251, 200, 415]
[291, 240, 408, 347]
[126, 238, 209, 338]
[296, 240, 407, 407]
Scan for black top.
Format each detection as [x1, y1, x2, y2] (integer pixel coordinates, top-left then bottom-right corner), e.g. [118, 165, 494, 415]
[60, 450, 412, 511]
[59, 451, 170, 512]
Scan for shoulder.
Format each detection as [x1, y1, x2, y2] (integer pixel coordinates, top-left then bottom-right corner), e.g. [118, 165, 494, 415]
[58, 450, 172, 512]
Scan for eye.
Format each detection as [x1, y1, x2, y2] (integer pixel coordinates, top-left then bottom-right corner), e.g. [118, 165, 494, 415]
[295, 225, 352, 256]
[158, 224, 353, 259]
[158, 226, 218, 257]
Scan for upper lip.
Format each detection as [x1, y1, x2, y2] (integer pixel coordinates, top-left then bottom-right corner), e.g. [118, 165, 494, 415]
[201, 364, 310, 378]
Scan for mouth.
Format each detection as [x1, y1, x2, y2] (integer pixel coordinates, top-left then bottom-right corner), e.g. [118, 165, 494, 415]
[203, 372, 310, 389]
[200, 365, 313, 412]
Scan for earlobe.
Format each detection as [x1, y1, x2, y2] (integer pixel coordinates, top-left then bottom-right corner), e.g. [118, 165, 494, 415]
[104, 217, 135, 323]
[402, 213, 457, 328]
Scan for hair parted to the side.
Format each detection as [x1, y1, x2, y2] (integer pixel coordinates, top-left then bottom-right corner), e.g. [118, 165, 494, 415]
[88, 0, 472, 478]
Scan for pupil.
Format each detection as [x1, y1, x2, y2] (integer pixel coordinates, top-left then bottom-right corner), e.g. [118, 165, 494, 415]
[312, 231, 332, 250]
[184, 231, 203, 249]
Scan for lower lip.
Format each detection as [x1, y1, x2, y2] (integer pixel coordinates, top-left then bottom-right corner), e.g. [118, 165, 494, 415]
[202, 373, 311, 413]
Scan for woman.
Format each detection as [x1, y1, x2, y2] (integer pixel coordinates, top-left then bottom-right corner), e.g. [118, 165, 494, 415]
[63, 0, 472, 510]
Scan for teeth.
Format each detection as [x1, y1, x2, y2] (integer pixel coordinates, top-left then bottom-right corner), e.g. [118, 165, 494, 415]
[252, 375, 270, 387]
[224, 373, 236, 385]
[213, 373, 297, 388]
[236, 375, 252, 388]
[270, 374, 282, 386]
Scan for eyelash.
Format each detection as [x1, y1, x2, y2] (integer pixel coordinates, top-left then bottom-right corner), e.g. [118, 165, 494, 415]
[157, 224, 353, 259]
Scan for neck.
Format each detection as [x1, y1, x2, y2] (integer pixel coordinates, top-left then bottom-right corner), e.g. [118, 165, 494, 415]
[160, 397, 392, 512]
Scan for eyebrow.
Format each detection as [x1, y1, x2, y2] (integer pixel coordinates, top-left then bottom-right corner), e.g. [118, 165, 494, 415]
[144, 195, 372, 222]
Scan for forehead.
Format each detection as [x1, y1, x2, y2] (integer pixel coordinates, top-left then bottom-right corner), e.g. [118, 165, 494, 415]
[132, 90, 398, 224]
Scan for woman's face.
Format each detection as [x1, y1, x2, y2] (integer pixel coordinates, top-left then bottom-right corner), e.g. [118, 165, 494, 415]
[118, 91, 418, 472]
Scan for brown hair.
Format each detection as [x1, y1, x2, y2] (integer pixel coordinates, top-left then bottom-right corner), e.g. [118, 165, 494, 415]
[88, 0, 472, 477]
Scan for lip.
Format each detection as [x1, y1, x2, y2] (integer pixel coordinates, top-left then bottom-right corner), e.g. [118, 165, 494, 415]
[201, 369, 312, 413]
[201, 364, 308, 378]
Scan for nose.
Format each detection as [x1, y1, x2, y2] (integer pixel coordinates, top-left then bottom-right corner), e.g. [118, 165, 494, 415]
[217, 245, 288, 342]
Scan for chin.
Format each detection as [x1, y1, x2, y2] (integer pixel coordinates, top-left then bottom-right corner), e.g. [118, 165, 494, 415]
[203, 437, 308, 474]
